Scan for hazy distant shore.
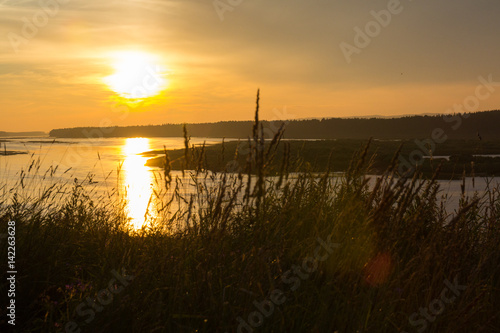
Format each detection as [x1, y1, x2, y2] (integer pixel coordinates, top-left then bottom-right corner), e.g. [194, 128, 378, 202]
[0, 150, 27, 156]
[0, 131, 47, 137]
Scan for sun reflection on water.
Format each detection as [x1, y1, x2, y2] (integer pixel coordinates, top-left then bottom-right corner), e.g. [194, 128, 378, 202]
[120, 138, 156, 229]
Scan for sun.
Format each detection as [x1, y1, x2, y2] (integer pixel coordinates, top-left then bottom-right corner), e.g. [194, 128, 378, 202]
[104, 51, 168, 100]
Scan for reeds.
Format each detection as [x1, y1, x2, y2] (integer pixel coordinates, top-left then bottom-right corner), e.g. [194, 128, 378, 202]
[1, 92, 500, 332]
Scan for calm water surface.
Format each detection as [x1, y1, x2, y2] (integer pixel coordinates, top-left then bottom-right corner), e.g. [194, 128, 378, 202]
[1, 136, 499, 228]
[0, 137, 224, 228]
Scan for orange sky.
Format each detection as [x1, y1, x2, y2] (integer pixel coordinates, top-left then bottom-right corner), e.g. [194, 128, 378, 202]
[1, 0, 500, 132]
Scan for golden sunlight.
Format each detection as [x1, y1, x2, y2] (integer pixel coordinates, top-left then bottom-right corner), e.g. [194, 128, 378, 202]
[104, 51, 168, 99]
[121, 137, 156, 229]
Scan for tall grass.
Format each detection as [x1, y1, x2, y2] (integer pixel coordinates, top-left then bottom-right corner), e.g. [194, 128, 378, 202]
[1, 92, 500, 332]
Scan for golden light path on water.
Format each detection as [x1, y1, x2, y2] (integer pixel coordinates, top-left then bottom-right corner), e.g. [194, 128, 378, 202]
[120, 138, 156, 229]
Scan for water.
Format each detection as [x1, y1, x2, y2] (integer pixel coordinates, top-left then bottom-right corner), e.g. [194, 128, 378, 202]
[365, 175, 500, 215]
[1, 136, 499, 228]
[0, 136, 225, 228]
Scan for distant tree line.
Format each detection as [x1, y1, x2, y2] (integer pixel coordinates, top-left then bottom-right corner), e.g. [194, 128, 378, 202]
[0, 131, 46, 137]
[49, 110, 500, 140]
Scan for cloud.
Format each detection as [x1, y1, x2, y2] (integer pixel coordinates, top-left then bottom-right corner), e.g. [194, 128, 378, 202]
[1, 0, 500, 131]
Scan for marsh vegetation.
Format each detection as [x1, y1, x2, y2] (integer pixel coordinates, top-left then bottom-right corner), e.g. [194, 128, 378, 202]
[1, 94, 500, 333]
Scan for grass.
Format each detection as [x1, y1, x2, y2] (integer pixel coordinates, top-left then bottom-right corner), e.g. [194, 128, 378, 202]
[1, 91, 500, 332]
[144, 138, 500, 179]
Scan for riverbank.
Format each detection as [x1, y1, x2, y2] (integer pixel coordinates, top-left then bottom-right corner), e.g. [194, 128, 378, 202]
[1, 146, 499, 332]
[2, 106, 500, 332]
[144, 138, 500, 180]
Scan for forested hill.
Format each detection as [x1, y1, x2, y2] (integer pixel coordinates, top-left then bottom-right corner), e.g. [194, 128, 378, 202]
[49, 110, 500, 140]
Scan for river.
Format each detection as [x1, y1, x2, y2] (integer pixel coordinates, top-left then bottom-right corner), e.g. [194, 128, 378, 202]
[1, 136, 498, 228]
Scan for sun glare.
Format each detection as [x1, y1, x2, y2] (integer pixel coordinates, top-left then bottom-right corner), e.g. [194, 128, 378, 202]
[120, 137, 156, 229]
[104, 51, 168, 100]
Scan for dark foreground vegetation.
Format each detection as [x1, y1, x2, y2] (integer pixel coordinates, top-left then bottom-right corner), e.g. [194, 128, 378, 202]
[2, 94, 500, 332]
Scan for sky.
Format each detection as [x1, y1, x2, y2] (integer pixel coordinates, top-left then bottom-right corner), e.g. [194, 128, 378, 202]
[1, 0, 500, 132]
